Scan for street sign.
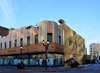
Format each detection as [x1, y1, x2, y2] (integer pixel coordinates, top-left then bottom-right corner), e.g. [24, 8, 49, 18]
[48, 45, 52, 49]
[73, 54, 76, 57]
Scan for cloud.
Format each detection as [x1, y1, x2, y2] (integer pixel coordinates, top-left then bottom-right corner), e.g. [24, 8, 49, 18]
[0, 0, 15, 27]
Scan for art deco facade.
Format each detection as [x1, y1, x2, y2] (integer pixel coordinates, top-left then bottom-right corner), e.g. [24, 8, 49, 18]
[0, 21, 64, 66]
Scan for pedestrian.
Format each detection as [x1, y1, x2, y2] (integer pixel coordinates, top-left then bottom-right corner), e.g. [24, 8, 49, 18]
[36, 61, 38, 66]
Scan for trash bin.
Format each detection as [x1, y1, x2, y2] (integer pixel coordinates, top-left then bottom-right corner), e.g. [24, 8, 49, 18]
[17, 63, 24, 69]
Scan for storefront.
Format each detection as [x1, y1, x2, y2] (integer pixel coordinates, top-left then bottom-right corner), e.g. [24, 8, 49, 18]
[0, 53, 64, 66]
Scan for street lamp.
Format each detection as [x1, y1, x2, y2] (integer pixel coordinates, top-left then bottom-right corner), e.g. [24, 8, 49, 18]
[20, 45, 22, 61]
[42, 40, 49, 70]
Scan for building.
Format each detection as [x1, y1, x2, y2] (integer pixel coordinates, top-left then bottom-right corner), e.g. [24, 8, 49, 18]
[0, 21, 64, 66]
[89, 43, 100, 60]
[58, 19, 85, 64]
[0, 26, 9, 37]
[0, 19, 85, 66]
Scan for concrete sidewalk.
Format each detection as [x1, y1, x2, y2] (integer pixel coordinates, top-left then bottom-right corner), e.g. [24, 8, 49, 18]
[0, 64, 92, 72]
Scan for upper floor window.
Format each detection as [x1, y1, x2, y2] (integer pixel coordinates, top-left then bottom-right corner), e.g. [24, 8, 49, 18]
[59, 36, 61, 44]
[35, 35, 38, 44]
[15, 40, 17, 47]
[72, 33, 74, 37]
[9, 41, 11, 48]
[75, 43, 77, 49]
[72, 42, 74, 48]
[0, 43, 2, 49]
[47, 33, 52, 42]
[20, 38, 23, 46]
[78, 45, 80, 50]
[27, 36, 30, 45]
[68, 40, 71, 47]
[5, 42, 7, 49]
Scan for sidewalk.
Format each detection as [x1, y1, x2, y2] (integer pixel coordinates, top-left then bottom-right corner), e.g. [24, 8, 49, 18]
[0, 64, 92, 72]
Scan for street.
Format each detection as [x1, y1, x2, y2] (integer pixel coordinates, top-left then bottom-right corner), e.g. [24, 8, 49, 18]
[0, 64, 100, 73]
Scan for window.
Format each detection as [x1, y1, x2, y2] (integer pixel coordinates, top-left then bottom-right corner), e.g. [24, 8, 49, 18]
[47, 33, 52, 42]
[27, 36, 30, 45]
[35, 35, 38, 44]
[0, 43, 2, 49]
[68, 40, 71, 47]
[20, 38, 23, 46]
[9, 41, 11, 48]
[59, 36, 61, 44]
[5, 42, 7, 49]
[78, 45, 80, 50]
[72, 33, 74, 37]
[75, 43, 77, 49]
[72, 42, 74, 48]
[75, 35, 76, 38]
[14, 40, 17, 47]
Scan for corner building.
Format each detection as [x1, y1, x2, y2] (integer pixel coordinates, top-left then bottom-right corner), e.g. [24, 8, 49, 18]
[58, 19, 85, 64]
[0, 21, 64, 66]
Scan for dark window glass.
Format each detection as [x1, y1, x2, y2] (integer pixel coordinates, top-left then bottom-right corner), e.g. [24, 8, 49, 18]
[47, 33, 52, 42]
[15, 40, 17, 47]
[1, 43, 2, 49]
[9, 41, 11, 48]
[59, 36, 61, 44]
[20, 38, 23, 46]
[5, 42, 7, 49]
[35, 35, 38, 44]
[27, 37, 30, 45]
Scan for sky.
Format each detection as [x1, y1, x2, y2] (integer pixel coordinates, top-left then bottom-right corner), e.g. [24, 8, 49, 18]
[0, 0, 100, 55]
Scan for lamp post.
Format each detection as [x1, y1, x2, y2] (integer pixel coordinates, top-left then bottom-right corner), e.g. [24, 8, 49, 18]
[20, 45, 22, 61]
[42, 40, 49, 70]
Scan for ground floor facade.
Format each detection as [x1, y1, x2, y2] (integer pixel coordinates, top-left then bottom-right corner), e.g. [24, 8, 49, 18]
[0, 53, 64, 66]
[0, 42, 64, 66]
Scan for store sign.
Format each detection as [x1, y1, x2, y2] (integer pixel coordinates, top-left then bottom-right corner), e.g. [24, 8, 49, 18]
[56, 47, 63, 50]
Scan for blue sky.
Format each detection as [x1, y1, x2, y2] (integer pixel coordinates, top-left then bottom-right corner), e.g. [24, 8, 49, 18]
[0, 0, 100, 54]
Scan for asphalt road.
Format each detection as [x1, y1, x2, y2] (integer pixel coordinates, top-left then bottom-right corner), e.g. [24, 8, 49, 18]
[32, 64, 100, 73]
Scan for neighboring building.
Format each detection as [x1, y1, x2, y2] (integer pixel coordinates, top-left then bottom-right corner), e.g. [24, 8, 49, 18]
[89, 43, 100, 60]
[58, 19, 85, 64]
[0, 26, 9, 37]
[0, 21, 64, 66]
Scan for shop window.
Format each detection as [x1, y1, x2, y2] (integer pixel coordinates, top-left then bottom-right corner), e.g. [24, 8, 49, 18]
[9, 41, 11, 48]
[14, 40, 17, 47]
[5, 42, 7, 49]
[27, 36, 30, 45]
[20, 38, 23, 46]
[59, 36, 61, 44]
[0, 43, 2, 49]
[55, 54, 64, 65]
[35, 34, 38, 44]
[47, 33, 52, 42]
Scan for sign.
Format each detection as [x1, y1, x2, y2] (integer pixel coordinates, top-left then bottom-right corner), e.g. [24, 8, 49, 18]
[48, 45, 52, 49]
[73, 54, 76, 57]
